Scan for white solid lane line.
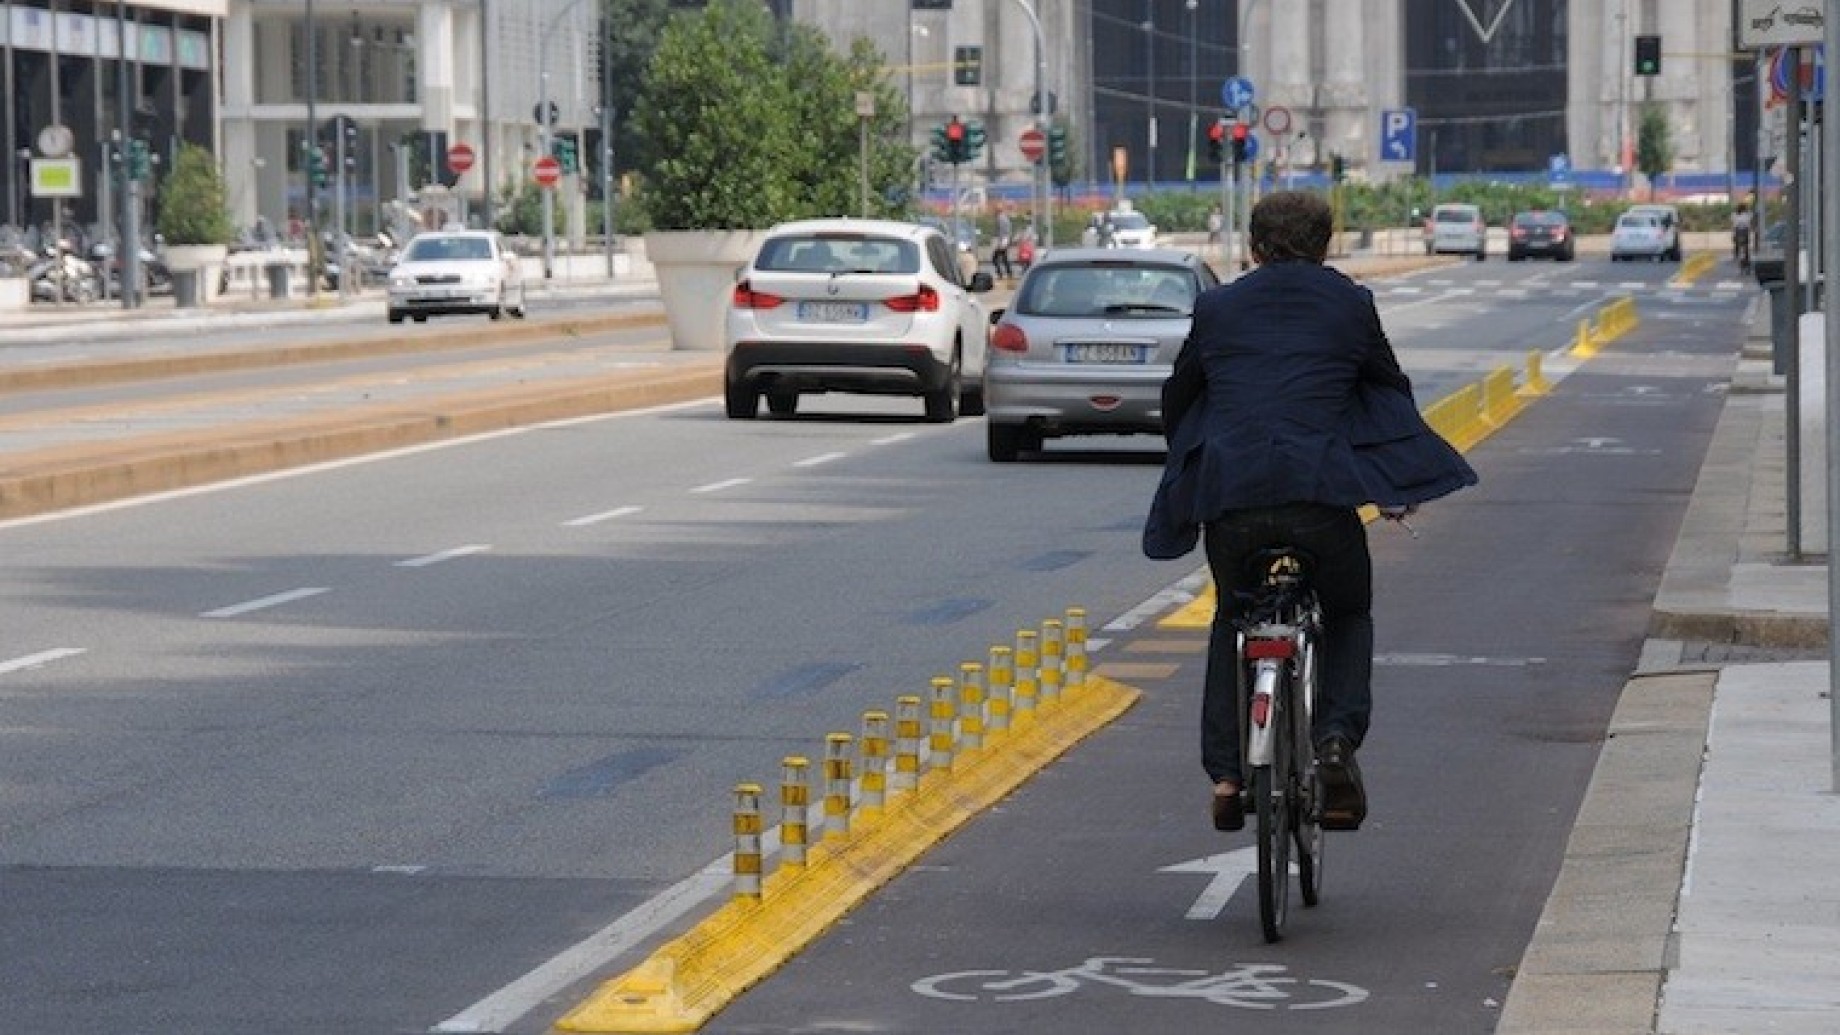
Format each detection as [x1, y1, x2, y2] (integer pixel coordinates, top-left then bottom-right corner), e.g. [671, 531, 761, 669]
[690, 477, 752, 494]
[199, 587, 331, 619]
[793, 452, 849, 468]
[871, 432, 916, 446]
[562, 505, 644, 527]
[0, 648, 88, 675]
[396, 544, 493, 568]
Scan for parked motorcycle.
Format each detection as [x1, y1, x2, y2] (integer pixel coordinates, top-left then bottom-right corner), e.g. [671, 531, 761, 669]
[90, 241, 173, 297]
[29, 242, 102, 304]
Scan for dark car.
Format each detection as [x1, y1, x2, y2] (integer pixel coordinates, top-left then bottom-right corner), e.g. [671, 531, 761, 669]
[1507, 210, 1575, 262]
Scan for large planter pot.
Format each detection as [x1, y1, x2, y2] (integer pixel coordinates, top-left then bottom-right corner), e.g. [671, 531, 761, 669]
[0, 276, 28, 312]
[161, 244, 230, 306]
[644, 230, 768, 352]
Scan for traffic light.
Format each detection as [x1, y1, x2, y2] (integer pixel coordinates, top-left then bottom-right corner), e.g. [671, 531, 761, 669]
[1230, 122, 1250, 165]
[551, 136, 579, 174]
[1207, 120, 1226, 164]
[1331, 154, 1347, 183]
[1634, 34, 1661, 76]
[307, 146, 330, 189]
[930, 123, 952, 164]
[125, 139, 151, 182]
[953, 45, 983, 87]
[944, 117, 967, 165]
[964, 121, 986, 162]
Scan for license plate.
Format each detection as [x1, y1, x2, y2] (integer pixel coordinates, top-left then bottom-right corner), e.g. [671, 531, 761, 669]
[1063, 343, 1148, 364]
[797, 301, 868, 323]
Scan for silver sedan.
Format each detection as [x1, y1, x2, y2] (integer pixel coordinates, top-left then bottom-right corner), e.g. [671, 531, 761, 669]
[982, 247, 1218, 462]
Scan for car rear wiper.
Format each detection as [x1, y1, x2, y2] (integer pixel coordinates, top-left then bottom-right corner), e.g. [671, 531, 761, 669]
[1103, 302, 1187, 314]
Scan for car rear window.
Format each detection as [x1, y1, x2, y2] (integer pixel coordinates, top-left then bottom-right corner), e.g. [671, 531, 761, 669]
[1435, 208, 1479, 224]
[406, 236, 492, 261]
[1514, 212, 1566, 227]
[1017, 264, 1196, 317]
[1109, 212, 1152, 230]
[1619, 214, 1659, 228]
[755, 235, 920, 274]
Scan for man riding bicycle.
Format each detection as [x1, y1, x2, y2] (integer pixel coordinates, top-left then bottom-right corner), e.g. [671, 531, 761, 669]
[1144, 191, 1477, 833]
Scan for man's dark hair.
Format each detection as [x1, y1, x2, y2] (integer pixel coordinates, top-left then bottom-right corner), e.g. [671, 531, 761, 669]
[1249, 190, 1333, 264]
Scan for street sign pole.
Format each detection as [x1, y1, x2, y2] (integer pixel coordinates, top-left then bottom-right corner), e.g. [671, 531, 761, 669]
[1823, 0, 1840, 792]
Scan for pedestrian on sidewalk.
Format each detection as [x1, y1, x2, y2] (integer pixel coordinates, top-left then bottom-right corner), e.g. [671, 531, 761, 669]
[992, 206, 1015, 281]
[1143, 190, 1477, 834]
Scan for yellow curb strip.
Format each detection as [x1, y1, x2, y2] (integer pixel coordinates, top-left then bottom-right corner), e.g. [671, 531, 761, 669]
[554, 675, 1143, 1034]
[1670, 252, 1718, 286]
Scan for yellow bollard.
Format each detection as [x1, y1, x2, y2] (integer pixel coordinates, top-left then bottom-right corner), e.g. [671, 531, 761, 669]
[1040, 619, 1065, 705]
[733, 783, 764, 903]
[1521, 349, 1553, 397]
[779, 757, 809, 870]
[1013, 630, 1040, 719]
[1571, 317, 1597, 357]
[958, 662, 986, 751]
[859, 711, 889, 816]
[928, 676, 957, 771]
[822, 733, 854, 840]
[1065, 607, 1089, 689]
[891, 695, 923, 793]
[986, 645, 1014, 734]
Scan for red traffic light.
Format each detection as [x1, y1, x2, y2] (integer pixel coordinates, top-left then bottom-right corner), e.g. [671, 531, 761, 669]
[1230, 123, 1249, 143]
[1208, 122, 1226, 143]
[947, 121, 965, 142]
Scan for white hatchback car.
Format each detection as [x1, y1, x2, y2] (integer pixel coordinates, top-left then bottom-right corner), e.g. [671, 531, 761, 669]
[1425, 203, 1487, 260]
[386, 230, 527, 323]
[1610, 211, 1679, 262]
[724, 219, 994, 421]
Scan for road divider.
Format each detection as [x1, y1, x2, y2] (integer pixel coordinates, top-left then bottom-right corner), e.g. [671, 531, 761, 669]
[1570, 296, 1638, 359]
[1669, 251, 1719, 287]
[555, 607, 1141, 1034]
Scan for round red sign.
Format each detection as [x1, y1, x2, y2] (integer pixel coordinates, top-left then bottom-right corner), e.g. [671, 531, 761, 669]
[446, 142, 475, 175]
[1019, 127, 1046, 163]
[533, 155, 562, 187]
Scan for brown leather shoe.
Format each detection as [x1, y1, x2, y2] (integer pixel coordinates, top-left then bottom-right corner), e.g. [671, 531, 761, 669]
[1317, 736, 1367, 830]
[1212, 789, 1246, 832]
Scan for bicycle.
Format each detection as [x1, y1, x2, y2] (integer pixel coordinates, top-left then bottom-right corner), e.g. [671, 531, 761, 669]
[1233, 546, 1325, 943]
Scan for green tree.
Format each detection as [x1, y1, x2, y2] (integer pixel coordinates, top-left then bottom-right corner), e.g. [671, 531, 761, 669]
[155, 142, 235, 246]
[630, 0, 912, 229]
[1637, 102, 1674, 200]
[598, 0, 672, 181]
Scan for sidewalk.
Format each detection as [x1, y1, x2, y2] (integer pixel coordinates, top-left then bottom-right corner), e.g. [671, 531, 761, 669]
[1499, 300, 1840, 1033]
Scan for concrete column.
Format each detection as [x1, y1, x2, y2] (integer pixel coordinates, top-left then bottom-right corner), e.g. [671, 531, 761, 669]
[418, 4, 454, 131]
[1265, 0, 1313, 164]
[1321, 0, 1367, 170]
[222, 6, 259, 228]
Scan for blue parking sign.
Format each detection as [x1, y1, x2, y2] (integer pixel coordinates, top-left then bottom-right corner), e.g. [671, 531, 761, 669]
[1380, 109, 1415, 162]
[1548, 153, 1571, 184]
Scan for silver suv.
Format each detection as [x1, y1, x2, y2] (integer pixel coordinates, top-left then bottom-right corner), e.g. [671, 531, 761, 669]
[982, 248, 1218, 462]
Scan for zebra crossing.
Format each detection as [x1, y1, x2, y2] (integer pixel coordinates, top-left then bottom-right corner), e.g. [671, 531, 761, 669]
[1371, 277, 1753, 301]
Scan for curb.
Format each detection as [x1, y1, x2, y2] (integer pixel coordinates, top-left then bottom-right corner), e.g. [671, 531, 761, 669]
[0, 363, 719, 520]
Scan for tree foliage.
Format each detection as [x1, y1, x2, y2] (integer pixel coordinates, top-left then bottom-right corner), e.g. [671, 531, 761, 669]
[1637, 103, 1674, 199]
[155, 142, 235, 246]
[630, 0, 913, 229]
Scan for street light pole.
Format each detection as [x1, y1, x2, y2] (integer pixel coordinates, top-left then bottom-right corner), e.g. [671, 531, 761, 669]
[117, 0, 141, 308]
[1187, 0, 1198, 187]
[1005, 0, 1050, 248]
[1144, 0, 1155, 190]
[1233, 0, 1264, 272]
[536, 0, 593, 282]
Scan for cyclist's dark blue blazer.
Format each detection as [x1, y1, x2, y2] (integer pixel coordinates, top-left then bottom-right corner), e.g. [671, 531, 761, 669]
[1144, 260, 1477, 559]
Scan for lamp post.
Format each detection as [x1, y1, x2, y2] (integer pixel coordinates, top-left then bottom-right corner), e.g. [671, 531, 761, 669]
[536, 0, 594, 281]
[1232, 0, 1264, 272]
[116, 0, 141, 308]
[1143, 0, 1155, 189]
[1005, 0, 1050, 247]
[1186, 0, 1198, 187]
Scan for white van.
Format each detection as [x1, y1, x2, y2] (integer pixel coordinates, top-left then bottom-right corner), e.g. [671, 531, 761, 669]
[1425, 203, 1487, 260]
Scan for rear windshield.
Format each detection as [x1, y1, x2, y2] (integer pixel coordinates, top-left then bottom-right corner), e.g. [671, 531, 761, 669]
[1435, 208, 1479, 224]
[1618, 214, 1659, 228]
[1513, 212, 1566, 227]
[1108, 212, 1152, 230]
[1016, 264, 1197, 317]
[755, 235, 920, 274]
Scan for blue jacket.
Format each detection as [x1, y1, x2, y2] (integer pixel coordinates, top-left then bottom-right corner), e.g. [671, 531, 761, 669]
[1144, 261, 1477, 559]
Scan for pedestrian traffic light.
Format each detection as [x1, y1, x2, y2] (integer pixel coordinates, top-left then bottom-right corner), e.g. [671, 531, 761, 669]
[944, 117, 967, 165]
[1048, 123, 1068, 165]
[307, 146, 330, 189]
[953, 45, 983, 87]
[1207, 120, 1226, 164]
[551, 136, 579, 174]
[964, 121, 986, 162]
[125, 139, 151, 182]
[1331, 153, 1347, 182]
[1230, 122, 1250, 165]
[1634, 34, 1661, 76]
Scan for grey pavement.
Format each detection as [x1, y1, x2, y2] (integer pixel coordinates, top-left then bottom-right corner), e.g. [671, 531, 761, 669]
[1500, 299, 1840, 1034]
[0, 252, 1831, 1033]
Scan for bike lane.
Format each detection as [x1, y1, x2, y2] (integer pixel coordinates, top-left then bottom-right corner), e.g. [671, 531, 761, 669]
[607, 291, 1750, 1035]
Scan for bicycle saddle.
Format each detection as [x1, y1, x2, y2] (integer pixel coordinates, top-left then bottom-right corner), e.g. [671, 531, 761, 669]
[1230, 546, 1318, 626]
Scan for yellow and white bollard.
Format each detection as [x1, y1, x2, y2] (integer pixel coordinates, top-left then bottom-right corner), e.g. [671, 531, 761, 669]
[1040, 618, 1065, 705]
[859, 711, 889, 816]
[1013, 630, 1040, 719]
[733, 782, 764, 903]
[891, 695, 923, 793]
[929, 675, 958, 771]
[958, 662, 986, 751]
[1065, 607, 1089, 690]
[779, 757, 809, 870]
[986, 645, 1014, 735]
[822, 733, 854, 840]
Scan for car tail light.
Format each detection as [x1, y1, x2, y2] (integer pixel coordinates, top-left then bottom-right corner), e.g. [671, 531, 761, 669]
[1553, 228, 1569, 240]
[885, 285, 941, 313]
[1511, 228, 1527, 239]
[732, 281, 785, 309]
[991, 322, 1029, 352]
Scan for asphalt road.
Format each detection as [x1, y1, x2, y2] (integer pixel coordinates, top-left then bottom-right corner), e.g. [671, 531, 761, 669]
[0, 256, 1752, 1034]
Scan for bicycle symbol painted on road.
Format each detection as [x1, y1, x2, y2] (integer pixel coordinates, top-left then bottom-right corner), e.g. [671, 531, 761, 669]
[912, 956, 1369, 1010]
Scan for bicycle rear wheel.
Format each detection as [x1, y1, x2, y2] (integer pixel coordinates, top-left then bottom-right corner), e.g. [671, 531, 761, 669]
[1253, 686, 1294, 942]
[1294, 627, 1324, 907]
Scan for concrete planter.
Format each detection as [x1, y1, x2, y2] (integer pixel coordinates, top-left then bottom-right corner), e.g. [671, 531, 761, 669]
[0, 277, 28, 312]
[161, 244, 230, 305]
[643, 230, 767, 352]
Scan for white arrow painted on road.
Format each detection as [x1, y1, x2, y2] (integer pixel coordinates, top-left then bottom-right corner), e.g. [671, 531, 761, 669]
[1159, 847, 1258, 920]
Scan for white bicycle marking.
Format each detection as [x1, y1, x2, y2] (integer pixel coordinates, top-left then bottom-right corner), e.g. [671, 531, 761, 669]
[912, 956, 1368, 1010]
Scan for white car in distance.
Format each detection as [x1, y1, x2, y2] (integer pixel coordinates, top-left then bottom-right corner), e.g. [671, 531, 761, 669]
[386, 230, 527, 323]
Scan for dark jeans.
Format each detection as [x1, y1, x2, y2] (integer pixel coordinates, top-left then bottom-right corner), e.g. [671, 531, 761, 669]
[1200, 502, 1373, 785]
